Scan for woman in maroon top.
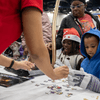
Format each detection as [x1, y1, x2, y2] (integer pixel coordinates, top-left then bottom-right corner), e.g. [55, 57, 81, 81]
[0, 0, 69, 80]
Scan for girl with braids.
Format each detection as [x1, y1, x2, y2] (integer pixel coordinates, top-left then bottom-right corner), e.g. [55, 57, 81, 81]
[54, 28, 84, 70]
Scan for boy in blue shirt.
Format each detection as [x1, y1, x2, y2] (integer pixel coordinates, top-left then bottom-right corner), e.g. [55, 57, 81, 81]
[68, 28, 100, 93]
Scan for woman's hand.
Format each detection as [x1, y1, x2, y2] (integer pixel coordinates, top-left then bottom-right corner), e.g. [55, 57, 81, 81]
[53, 65, 69, 79]
[12, 60, 35, 71]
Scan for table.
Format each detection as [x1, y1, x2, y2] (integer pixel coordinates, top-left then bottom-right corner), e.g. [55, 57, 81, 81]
[0, 66, 100, 100]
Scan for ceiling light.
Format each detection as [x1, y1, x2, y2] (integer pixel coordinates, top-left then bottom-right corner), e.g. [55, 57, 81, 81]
[86, 0, 89, 2]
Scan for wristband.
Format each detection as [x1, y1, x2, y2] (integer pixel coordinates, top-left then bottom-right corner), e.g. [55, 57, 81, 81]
[8, 60, 14, 68]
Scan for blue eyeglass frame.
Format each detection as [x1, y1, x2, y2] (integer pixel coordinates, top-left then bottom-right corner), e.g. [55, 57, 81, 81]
[70, 4, 84, 9]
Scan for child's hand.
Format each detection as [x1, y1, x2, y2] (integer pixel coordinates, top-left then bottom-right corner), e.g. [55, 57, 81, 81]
[46, 42, 52, 51]
[23, 47, 28, 55]
[12, 61, 35, 71]
[62, 49, 67, 55]
[53, 65, 69, 79]
[68, 68, 92, 89]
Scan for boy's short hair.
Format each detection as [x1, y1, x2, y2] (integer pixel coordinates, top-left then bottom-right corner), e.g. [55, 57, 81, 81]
[83, 33, 99, 43]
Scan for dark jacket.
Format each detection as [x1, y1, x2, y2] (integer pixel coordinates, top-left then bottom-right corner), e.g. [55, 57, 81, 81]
[56, 11, 100, 49]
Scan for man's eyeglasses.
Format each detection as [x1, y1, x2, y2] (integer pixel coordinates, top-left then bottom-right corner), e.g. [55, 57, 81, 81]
[70, 4, 84, 9]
